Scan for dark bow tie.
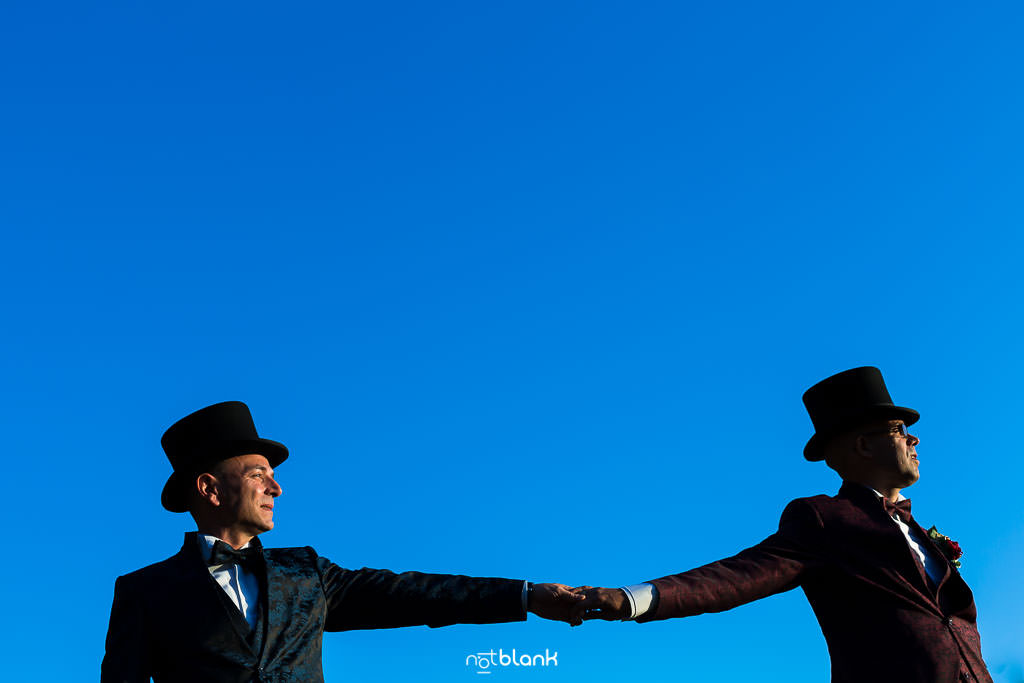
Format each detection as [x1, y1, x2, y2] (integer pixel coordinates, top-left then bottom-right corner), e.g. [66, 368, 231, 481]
[208, 540, 262, 568]
[882, 497, 913, 524]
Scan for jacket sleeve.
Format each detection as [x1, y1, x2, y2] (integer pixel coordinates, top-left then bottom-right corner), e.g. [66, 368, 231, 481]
[639, 498, 825, 622]
[315, 558, 528, 631]
[100, 575, 152, 683]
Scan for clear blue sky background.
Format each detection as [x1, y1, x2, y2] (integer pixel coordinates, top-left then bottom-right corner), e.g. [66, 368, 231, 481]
[2, 2, 1023, 681]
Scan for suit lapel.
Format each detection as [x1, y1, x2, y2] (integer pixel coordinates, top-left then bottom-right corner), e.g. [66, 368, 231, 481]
[907, 516, 953, 594]
[250, 552, 269, 659]
[837, 483, 938, 604]
[260, 548, 286, 664]
[181, 532, 260, 656]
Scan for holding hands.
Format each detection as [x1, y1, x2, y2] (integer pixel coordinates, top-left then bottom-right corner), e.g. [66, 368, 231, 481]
[568, 587, 631, 625]
[528, 584, 634, 626]
[527, 583, 585, 623]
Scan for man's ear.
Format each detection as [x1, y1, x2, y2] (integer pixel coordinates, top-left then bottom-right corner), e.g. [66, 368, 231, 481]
[196, 472, 221, 507]
[853, 434, 874, 460]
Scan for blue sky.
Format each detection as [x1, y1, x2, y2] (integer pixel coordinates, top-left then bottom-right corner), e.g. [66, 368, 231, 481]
[3, 2, 1023, 681]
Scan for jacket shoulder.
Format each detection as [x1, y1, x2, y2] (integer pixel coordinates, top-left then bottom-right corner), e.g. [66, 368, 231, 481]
[781, 494, 833, 517]
[780, 491, 868, 530]
[116, 549, 190, 587]
[782, 489, 868, 528]
[264, 545, 320, 566]
[787, 493, 834, 507]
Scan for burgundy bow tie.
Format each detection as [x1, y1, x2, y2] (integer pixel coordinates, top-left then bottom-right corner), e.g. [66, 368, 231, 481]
[882, 497, 913, 524]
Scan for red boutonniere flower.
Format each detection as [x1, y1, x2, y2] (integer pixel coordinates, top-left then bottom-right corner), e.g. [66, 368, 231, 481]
[927, 526, 963, 568]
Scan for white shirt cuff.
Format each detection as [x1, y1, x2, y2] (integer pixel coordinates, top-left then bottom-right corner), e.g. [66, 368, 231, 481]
[621, 583, 655, 620]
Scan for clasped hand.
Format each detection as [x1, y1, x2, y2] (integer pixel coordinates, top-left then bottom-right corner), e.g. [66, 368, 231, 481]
[528, 584, 631, 626]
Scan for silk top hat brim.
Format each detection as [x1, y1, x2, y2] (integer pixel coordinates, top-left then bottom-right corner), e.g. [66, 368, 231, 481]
[160, 401, 289, 513]
[802, 366, 919, 462]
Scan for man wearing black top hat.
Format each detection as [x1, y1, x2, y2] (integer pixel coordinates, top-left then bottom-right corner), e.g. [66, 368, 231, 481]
[101, 401, 582, 683]
[570, 367, 992, 683]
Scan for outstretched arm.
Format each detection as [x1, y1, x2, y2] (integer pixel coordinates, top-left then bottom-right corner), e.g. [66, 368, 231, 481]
[644, 499, 821, 621]
[571, 499, 823, 625]
[317, 554, 586, 630]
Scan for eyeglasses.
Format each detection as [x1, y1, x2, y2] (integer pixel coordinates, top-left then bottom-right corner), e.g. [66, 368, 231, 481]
[863, 424, 913, 439]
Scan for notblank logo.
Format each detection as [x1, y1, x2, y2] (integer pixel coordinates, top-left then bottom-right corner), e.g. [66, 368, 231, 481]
[466, 648, 558, 674]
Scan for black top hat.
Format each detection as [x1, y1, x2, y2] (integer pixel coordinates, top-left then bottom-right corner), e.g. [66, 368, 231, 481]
[802, 366, 919, 462]
[160, 401, 289, 513]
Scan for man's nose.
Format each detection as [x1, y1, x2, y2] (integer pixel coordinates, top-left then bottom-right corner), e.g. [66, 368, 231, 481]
[266, 476, 283, 497]
[908, 434, 920, 447]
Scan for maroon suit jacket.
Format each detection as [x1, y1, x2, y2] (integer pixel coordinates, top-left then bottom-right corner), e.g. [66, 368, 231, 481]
[639, 482, 991, 683]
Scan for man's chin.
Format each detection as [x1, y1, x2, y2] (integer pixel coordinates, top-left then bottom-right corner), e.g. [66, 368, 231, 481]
[245, 519, 274, 534]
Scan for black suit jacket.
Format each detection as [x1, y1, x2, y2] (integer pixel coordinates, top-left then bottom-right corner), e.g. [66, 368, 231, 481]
[101, 533, 527, 682]
[640, 483, 991, 683]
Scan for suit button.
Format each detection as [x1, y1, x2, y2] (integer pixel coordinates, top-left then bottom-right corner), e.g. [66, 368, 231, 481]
[947, 617, 954, 627]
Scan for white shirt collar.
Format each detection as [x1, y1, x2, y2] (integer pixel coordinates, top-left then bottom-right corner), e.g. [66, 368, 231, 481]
[863, 485, 907, 502]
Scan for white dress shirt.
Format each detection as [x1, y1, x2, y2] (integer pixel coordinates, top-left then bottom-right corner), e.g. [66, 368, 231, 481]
[622, 485, 946, 621]
[198, 534, 261, 629]
[866, 487, 945, 586]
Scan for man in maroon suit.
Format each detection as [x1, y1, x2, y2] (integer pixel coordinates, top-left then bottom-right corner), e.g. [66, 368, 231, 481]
[572, 367, 992, 683]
